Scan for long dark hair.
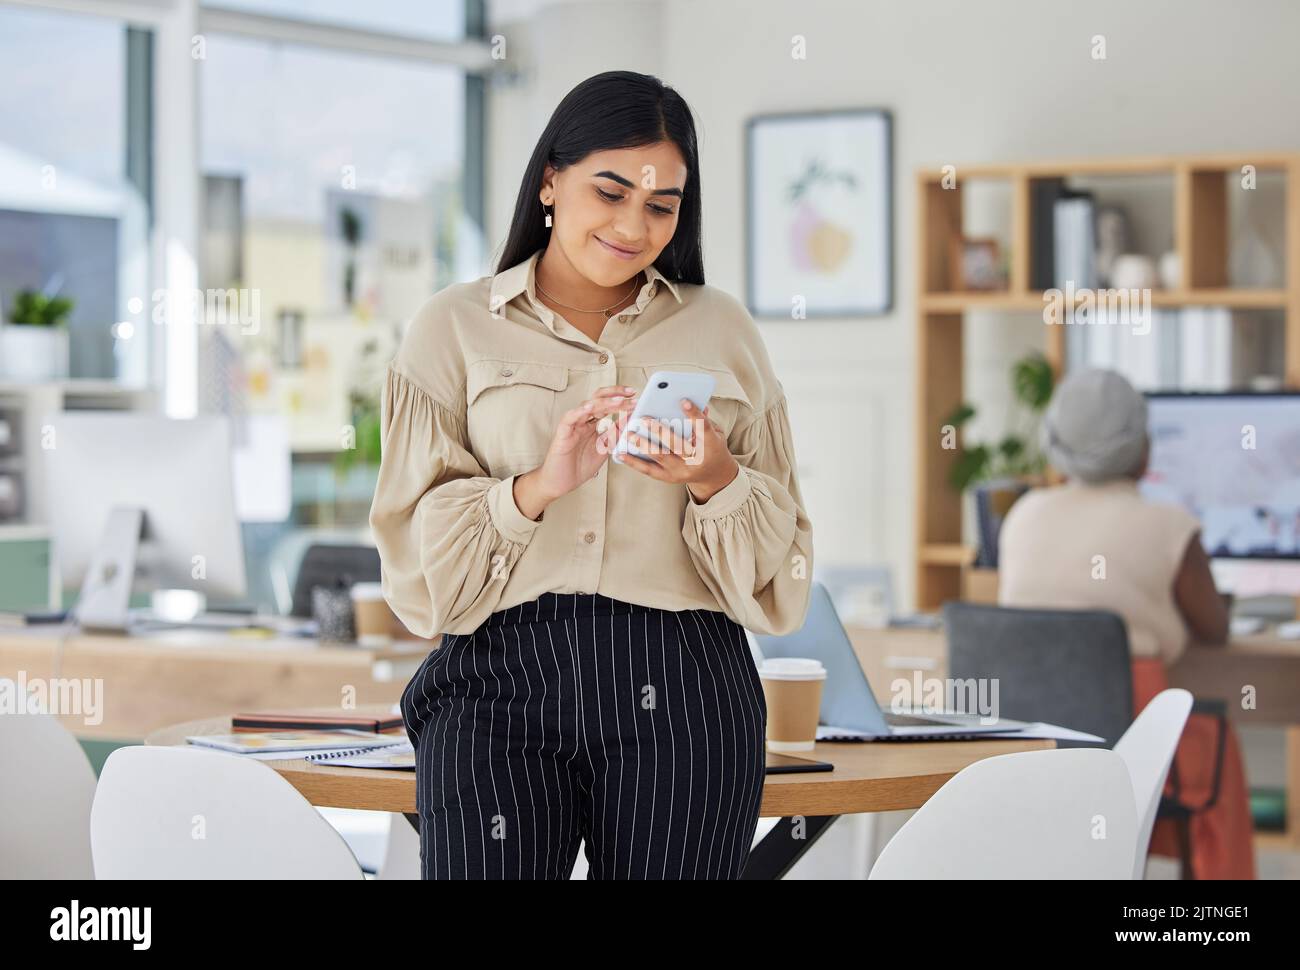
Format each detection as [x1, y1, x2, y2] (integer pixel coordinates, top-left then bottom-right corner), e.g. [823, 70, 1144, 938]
[495, 71, 704, 285]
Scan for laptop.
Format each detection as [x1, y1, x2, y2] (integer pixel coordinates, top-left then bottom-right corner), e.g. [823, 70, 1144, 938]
[752, 583, 1028, 740]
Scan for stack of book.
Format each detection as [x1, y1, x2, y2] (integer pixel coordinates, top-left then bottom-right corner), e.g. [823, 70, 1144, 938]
[231, 709, 405, 734]
[1053, 192, 1097, 290]
[1030, 178, 1097, 292]
[184, 708, 415, 769]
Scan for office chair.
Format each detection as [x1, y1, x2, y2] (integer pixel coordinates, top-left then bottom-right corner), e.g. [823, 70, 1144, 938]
[869, 748, 1137, 879]
[1114, 689, 1194, 879]
[91, 746, 363, 879]
[0, 712, 97, 878]
[943, 602, 1134, 745]
[943, 602, 1229, 879]
[290, 542, 381, 618]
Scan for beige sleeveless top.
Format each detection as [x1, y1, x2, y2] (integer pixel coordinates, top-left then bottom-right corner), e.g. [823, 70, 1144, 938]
[998, 480, 1201, 664]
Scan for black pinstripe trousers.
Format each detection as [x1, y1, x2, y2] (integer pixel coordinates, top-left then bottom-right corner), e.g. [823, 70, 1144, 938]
[399, 592, 768, 880]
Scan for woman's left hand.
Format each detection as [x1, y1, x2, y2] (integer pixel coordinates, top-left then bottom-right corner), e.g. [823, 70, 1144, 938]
[616, 399, 740, 504]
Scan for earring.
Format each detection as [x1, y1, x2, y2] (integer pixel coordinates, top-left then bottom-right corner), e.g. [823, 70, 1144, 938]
[542, 201, 552, 228]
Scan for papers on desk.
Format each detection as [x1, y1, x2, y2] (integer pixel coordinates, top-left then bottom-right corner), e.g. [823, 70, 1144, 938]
[816, 722, 1105, 743]
[128, 609, 318, 637]
[971, 722, 1105, 743]
[306, 743, 415, 770]
[186, 730, 408, 761]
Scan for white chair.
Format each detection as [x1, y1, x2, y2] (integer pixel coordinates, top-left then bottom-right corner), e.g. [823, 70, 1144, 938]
[1113, 688, 1193, 879]
[869, 748, 1137, 879]
[91, 746, 363, 879]
[0, 712, 97, 878]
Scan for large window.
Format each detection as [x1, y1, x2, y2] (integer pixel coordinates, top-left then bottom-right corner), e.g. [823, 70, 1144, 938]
[197, 22, 480, 596]
[202, 0, 466, 42]
[0, 5, 151, 383]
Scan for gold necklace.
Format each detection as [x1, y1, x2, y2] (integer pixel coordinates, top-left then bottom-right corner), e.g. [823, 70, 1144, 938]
[536, 274, 640, 319]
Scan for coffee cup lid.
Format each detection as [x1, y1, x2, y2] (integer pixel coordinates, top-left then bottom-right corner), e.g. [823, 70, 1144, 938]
[350, 582, 385, 600]
[758, 657, 826, 680]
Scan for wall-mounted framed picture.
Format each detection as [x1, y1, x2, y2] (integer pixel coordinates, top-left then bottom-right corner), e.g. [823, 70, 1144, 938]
[745, 108, 893, 318]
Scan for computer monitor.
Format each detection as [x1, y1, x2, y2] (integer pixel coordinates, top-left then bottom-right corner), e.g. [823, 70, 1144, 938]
[1144, 392, 1300, 598]
[44, 414, 247, 630]
[1141, 392, 1300, 560]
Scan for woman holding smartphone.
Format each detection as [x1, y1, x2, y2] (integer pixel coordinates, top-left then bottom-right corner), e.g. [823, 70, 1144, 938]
[369, 71, 814, 880]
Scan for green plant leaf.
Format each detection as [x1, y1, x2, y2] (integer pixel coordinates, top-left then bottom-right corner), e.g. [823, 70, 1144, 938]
[334, 405, 382, 476]
[943, 402, 977, 428]
[1012, 353, 1054, 411]
[355, 411, 382, 465]
[948, 444, 991, 491]
[997, 436, 1024, 460]
[7, 289, 74, 327]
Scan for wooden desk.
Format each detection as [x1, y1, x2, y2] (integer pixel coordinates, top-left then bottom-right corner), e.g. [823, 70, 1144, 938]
[147, 713, 1054, 879]
[1170, 633, 1300, 849]
[1168, 632, 1300, 724]
[0, 625, 435, 741]
[147, 714, 1054, 817]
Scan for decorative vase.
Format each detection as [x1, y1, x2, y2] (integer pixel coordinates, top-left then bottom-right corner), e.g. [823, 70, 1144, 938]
[0, 325, 69, 382]
[1094, 206, 1131, 287]
[1231, 216, 1279, 288]
[1110, 254, 1157, 290]
[1158, 250, 1181, 290]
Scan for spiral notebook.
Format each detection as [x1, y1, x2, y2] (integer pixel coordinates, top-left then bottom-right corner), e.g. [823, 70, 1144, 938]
[186, 730, 393, 755]
[305, 740, 415, 769]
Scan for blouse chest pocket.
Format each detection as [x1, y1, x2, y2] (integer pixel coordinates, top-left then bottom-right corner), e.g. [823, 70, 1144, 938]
[649, 365, 753, 445]
[465, 359, 570, 474]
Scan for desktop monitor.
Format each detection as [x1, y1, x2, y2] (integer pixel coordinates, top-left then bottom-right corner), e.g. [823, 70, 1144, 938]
[44, 414, 247, 629]
[1144, 392, 1300, 598]
[1141, 392, 1300, 560]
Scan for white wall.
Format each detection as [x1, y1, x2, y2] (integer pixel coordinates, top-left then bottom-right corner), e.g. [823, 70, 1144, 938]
[487, 0, 1300, 610]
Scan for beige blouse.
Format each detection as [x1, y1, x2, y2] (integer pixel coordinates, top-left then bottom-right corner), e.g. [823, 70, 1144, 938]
[998, 479, 1202, 664]
[368, 249, 814, 638]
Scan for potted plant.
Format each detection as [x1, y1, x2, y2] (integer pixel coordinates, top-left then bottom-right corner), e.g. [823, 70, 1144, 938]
[1, 289, 73, 382]
[944, 352, 1055, 567]
[334, 337, 384, 477]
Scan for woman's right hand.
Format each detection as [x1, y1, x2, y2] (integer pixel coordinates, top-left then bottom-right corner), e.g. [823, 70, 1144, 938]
[512, 385, 638, 519]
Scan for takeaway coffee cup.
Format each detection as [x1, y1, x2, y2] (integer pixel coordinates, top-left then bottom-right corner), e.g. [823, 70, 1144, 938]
[758, 657, 826, 752]
[351, 582, 394, 647]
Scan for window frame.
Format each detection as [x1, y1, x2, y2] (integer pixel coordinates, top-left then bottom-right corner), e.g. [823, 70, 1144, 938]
[8, 0, 490, 414]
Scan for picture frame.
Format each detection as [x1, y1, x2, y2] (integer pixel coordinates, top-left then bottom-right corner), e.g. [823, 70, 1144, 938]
[951, 236, 1005, 292]
[745, 108, 893, 318]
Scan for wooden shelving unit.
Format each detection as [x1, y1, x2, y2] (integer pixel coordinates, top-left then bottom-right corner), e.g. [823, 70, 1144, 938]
[914, 152, 1300, 610]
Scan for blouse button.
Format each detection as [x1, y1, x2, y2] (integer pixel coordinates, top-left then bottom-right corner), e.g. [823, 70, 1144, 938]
[500, 368, 513, 377]
[598, 353, 609, 364]
[583, 531, 596, 544]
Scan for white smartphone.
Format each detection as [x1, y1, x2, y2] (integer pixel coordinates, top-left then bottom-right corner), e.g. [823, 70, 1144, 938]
[613, 370, 716, 462]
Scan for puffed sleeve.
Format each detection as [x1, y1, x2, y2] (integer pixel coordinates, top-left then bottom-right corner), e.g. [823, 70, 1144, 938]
[680, 390, 814, 635]
[368, 365, 544, 636]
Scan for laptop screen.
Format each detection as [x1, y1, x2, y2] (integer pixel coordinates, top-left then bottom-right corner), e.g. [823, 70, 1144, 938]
[751, 583, 890, 735]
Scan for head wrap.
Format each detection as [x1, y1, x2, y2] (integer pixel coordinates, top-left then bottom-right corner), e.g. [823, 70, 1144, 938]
[1040, 369, 1148, 483]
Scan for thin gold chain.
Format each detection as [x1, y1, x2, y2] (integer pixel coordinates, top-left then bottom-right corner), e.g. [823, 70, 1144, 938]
[536, 274, 640, 318]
